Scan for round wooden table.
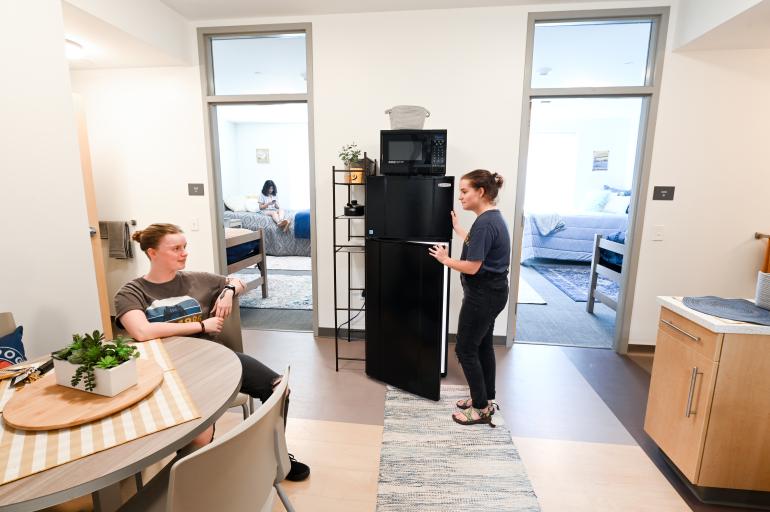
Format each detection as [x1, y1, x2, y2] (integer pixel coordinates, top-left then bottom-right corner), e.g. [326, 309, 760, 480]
[0, 337, 242, 512]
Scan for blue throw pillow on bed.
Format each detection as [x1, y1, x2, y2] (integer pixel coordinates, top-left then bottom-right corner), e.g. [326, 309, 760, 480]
[600, 231, 625, 268]
[0, 326, 26, 369]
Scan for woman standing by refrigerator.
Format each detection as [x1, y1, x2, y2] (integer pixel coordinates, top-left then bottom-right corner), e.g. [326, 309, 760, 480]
[429, 169, 510, 426]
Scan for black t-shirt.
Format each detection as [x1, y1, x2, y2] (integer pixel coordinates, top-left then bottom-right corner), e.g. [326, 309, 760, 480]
[460, 209, 511, 274]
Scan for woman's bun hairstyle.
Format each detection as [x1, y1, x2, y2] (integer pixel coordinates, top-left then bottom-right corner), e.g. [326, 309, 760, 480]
[132, 223, 183, 254]
[461, 169, 504, 202]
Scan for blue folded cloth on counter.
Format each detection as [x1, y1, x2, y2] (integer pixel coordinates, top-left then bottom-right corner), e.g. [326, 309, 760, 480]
[682, 296, 770, 326]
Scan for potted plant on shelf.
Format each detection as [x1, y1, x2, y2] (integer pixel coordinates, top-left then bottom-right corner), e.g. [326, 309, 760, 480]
[339, 143, 366, 183]
[52, 330, 140, 397]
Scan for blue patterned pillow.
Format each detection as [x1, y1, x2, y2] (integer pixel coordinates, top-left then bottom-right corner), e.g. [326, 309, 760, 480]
[0, 326, 26, 369]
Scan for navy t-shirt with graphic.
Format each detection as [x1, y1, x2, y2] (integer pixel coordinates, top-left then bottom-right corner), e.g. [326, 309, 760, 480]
[460, 209, 511, 274]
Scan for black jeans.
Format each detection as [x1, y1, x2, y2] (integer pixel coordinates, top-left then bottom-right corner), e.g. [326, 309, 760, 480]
[235, 352, 288, 425]
[456, 272, 509, 410]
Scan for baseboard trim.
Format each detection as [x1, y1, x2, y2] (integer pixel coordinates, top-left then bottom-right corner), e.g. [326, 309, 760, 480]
[317, 328, 507, 346]
[318, 327, 365, 340]
[627, 343, 655, 355]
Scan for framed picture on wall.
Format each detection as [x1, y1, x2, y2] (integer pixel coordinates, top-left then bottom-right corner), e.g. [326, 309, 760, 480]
[256, 148, 270, 164]
[592, 150, 608, 171]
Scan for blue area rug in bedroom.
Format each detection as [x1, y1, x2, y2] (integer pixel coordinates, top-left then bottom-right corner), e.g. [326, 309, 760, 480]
[530, 262, 619, 302]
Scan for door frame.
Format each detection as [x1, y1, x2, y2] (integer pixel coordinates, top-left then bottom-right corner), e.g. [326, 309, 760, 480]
[506, 8, 670, 353]
[197, 23, 319, 335]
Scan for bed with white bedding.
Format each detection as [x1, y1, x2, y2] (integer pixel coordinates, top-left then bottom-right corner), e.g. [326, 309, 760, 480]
[521, 212, 628, 263]
[224, 210, 311, 257]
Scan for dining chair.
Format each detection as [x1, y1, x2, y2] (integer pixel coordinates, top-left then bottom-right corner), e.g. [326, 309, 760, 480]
[118, 367, 295, 512]
[218, 297, 255, 419]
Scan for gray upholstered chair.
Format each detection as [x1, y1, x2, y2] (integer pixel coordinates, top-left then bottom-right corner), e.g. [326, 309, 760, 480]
[0, 312, 15, 339]
[218, 297, 254, 419]
[119, 368, 295, 512]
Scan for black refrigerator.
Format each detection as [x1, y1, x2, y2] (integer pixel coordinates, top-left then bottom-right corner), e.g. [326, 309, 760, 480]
[365, 175, 454, 401]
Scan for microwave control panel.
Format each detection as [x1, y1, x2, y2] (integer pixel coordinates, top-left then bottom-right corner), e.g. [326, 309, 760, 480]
[431, 136, 446, 166]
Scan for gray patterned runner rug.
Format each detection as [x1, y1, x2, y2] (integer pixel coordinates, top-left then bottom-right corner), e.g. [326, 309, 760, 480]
[377, 385, 541, 511]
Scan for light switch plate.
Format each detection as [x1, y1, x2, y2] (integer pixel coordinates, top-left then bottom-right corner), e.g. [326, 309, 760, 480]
[652, 186, 675, 200]
[188, 183, 204, 196]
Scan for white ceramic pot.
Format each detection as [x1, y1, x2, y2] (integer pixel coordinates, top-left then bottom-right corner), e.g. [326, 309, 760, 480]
[54, 358, 137, 397]
[756, 271, 770, 310]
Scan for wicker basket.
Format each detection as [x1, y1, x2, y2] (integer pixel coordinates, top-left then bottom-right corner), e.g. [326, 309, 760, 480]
[385, 105, 430, 130]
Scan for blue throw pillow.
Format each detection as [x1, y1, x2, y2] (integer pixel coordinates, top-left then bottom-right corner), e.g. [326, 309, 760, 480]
[0, 326, 26, 369]
[600, 231, 625, 268]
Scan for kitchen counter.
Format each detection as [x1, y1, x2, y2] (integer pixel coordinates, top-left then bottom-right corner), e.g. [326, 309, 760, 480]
[657, 296, 770, 336]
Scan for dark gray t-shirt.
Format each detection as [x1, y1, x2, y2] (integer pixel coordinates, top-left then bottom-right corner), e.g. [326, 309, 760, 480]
[460, 209, 511, 274]
[114, 272, 227, 337]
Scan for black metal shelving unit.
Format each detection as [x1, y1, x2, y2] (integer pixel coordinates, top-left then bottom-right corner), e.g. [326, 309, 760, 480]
[332, 154, 374, 371]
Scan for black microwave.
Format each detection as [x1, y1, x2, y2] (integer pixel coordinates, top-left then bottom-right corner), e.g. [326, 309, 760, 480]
[380, 129, 447, 175]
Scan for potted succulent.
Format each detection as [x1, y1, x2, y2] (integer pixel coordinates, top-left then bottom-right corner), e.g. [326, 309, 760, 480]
[339, 143, 362, 170]
[52, 330, 140, 397]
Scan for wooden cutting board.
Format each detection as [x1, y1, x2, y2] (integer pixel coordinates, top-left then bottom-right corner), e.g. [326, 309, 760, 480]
[3, 359, 164, 431]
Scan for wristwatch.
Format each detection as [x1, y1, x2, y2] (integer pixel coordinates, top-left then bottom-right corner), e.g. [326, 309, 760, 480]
[223, 284, 236, 296]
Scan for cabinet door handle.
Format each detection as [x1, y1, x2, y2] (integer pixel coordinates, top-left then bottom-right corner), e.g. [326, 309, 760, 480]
[661, 319, 701, 342]
[685, 367, 702, 417]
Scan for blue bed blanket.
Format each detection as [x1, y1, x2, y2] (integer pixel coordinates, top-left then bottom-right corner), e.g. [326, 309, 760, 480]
[522, 213, 628, 263]
[294, 210, 310, 239]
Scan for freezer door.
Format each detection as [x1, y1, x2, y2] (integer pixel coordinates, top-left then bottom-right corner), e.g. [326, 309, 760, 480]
[365, 239, 449, 401]
[365, 176, 454, 241]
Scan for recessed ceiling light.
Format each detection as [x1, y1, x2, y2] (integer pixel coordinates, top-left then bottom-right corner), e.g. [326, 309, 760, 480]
[537, 67, 552, 76]
[65, 39, 85, 60]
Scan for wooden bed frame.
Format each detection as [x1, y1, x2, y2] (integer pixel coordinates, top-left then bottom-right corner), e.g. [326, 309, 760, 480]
[586, 233, 624, 313]
[225, 228, 268, 299]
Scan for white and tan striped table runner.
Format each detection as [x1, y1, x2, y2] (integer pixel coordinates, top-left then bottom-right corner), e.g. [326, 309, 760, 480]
[0, 339, 200, 485]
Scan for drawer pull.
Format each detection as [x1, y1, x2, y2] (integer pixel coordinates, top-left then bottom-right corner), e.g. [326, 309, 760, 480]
[661, 319, 701, 342]
[685, 367, 702, 418]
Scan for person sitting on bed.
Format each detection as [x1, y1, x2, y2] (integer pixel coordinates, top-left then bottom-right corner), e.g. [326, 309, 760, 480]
[259, 180, 290, 233]
[114, 223, 309, 481]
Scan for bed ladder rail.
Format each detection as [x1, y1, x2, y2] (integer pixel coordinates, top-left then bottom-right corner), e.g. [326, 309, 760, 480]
[587, 234, 624, 314]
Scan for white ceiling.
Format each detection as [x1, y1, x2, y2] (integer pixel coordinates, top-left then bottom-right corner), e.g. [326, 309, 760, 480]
[681, 0, 770, 50]
[159, 0, 626, 21]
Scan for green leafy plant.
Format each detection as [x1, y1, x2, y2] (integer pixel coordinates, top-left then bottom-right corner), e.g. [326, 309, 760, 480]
[53, 331, 139, 392]
[338, 143, 362, 165]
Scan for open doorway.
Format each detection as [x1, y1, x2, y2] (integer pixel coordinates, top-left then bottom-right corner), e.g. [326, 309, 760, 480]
[199, 26, 317, 333]
[216, 103, 313, 332]
[508, 10, 669, 352]
[516, 97, 642, 348]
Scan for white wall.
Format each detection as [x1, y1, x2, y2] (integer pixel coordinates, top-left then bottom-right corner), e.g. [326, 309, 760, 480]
[628, 46, 770, 344]
[218, 120, 239, 199]
[69, 67, 216, 313]
[0, 0, 102, 357]
[71, 0, 770, 344]
[233, 122, 311, 210]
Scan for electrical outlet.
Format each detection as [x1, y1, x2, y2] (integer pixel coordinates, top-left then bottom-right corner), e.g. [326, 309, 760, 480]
[191, 218, 199, 231]
[653, 225, 664, 241]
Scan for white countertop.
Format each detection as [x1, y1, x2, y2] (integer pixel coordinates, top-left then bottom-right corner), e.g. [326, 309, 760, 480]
[657, 296, 770, 335]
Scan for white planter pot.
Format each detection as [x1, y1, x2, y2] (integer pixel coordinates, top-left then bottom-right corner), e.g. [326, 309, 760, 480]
[757, 271, 770, 310]
[54, 358, 138, 397]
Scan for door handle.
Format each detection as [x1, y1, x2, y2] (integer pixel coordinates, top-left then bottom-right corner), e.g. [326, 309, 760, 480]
[685, 366, 702, 417]
[661, 319, 701, 342]
[89, 226, 97, 237]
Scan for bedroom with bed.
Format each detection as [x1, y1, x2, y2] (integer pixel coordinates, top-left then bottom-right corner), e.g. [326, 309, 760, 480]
[514, 97, 639, 349]
[216, 103, 314, 332]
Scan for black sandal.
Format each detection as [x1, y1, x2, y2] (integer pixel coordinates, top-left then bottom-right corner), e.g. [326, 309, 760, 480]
[452, 406, 496, 428]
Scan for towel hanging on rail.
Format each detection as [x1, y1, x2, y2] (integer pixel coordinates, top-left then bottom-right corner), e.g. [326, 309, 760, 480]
[99, 221, 133, 259]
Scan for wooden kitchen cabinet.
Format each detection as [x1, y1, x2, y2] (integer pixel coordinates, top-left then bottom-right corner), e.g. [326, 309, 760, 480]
[645, 298, 770, 493]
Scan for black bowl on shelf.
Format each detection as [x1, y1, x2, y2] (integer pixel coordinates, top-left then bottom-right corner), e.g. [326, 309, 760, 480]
[344, 200, 364, 216]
